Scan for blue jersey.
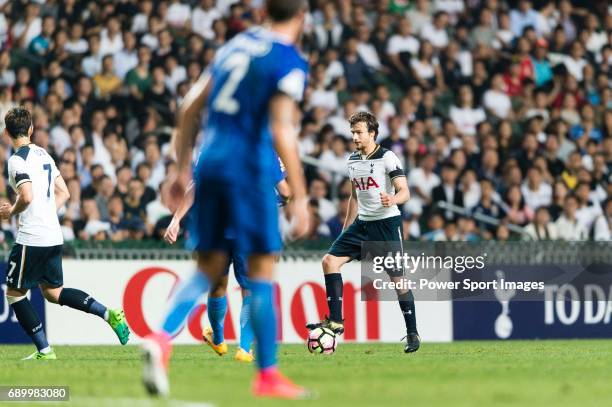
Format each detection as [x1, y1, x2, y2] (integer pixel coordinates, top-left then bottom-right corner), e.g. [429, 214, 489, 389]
[195, 27, 307, 186]
[188, 27, 306, 255]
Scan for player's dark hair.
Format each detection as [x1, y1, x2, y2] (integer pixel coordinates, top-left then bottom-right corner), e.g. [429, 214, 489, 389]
[266, 0, 306, 22]
[348, 111, 379, 140]
[4, 107, 32, 139]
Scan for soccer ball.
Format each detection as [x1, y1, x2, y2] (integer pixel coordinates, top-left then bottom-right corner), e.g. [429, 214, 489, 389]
[307, 327, 337, 354]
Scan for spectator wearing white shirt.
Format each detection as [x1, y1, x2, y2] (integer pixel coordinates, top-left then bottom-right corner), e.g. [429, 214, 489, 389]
[323, 48, 344, 87]
[308, 64, 339, 113]
[328, 100, 357, 140]
[50, 109, 77, 156]
[593, 199, 612, 241]
[11, 2, 42, 49]
[146, 180, 172, 230]
[557, 0, 577, 42]
[164, 55, 187, 95]
[313, 3, 344, 51]
[420, 11, 449, 49]
[449, 85, 486, 136]
[80, 198, 112, 240]
[65, 23, 89, 55]
[89, 110, 114, 178]
[555, 195, 588, 240]
[434, 0, 464, 24]
[81, 34, 103, 78]
[387, 18, 420, 79]
[114, 31, 139, 80]
[166, 0, 191, 29]
[0, 50, 15, 88]
[356, 23, 382, 72]
[191, 0, 222, 40]
[536, 1, 556, 38]
[140, 16, 164, 51]
[470, 8, 496, 49]
[370, 100, 390, 140]
[0, 86, 15, 132]
[132, 0, 154, 34]
[584, 13, 607, 56]
[509, 0, 540, 38]
[375, 85, 396, 123]
[0, 12, 8, 49]
[406, 0, 431, 36]
[521, 166, 553, 211]
[574, 182, 602, 231]
[483, 74, 512, 120]
[319, 136, 349, 185]
[410, 41, 443, 90]
[494, 12, 514, 50]
[143, 142, 166, 191]
[564, 41, 587, 81]
[99, 17, 124, 56]
[406, 154, 440, 216]
[524, 89, 550, 123]
[309, 177, 337, 222]
[216, 0, 241, 16]
[460, 168, 481, 211]
[523, 206, 558, 240]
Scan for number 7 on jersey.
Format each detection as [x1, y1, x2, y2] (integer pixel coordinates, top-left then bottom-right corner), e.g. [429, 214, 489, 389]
[43, 164, 51, 198]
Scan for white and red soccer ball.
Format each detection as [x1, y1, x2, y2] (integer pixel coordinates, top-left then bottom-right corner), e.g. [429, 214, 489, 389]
[307, 327, 337, 354]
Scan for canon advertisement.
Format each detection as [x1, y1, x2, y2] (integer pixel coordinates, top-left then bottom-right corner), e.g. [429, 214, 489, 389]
[4, 260, 612, 344]
[40, 260, 451, 345]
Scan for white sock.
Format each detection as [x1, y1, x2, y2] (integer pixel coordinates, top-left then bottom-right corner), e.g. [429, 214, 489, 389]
[104, 309, 109, 322]
[40, 346, 51, 354]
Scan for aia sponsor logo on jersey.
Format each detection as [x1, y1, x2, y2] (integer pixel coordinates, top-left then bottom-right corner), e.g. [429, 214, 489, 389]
[352, 177, 379, 191]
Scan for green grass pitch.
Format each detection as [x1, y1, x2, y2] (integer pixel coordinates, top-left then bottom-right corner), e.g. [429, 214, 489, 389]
[1, 340, 611, 407]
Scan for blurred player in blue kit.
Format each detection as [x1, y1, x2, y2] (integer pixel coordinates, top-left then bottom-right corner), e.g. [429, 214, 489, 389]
[142, 0, 310, 399]
[163, 157, 289, 363]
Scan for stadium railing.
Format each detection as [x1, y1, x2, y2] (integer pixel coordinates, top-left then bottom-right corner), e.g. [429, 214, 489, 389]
[435, 201, 528, 236]
[1, 239, 607, 263]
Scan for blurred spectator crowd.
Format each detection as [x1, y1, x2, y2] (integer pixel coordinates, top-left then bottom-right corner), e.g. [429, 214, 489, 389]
[0, 0, 610, 244]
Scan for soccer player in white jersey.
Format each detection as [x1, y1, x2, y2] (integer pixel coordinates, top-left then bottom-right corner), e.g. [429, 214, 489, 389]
[1, 107, 129, 360]
[306, 111, 421, 353]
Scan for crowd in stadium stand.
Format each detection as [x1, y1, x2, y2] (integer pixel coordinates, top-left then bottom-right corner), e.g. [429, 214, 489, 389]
[0, 0, 610, 244]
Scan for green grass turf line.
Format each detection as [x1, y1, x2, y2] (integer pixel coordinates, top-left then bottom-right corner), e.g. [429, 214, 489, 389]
[1, 341, 611, 407]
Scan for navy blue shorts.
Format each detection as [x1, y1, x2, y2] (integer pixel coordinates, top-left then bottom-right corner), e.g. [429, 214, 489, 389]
[5, 243, 63, 290]
[328, 216, 403, 262]
[187, 177, 281, 256]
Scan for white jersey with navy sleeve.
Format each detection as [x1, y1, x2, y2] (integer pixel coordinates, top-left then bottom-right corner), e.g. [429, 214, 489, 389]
[8, 144, 63, 246]
[347, 145, 405, 221]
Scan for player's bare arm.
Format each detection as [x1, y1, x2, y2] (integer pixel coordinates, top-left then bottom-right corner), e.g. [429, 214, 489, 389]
[171, 72, 212, 205]
[164, 180, 195, 244]
[0, 181, 33, 219]
[343, 184, 358, 231]
[381, 176, 410, 208]
[270, 94, 308, 239]
[54, 175, 70, 211]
